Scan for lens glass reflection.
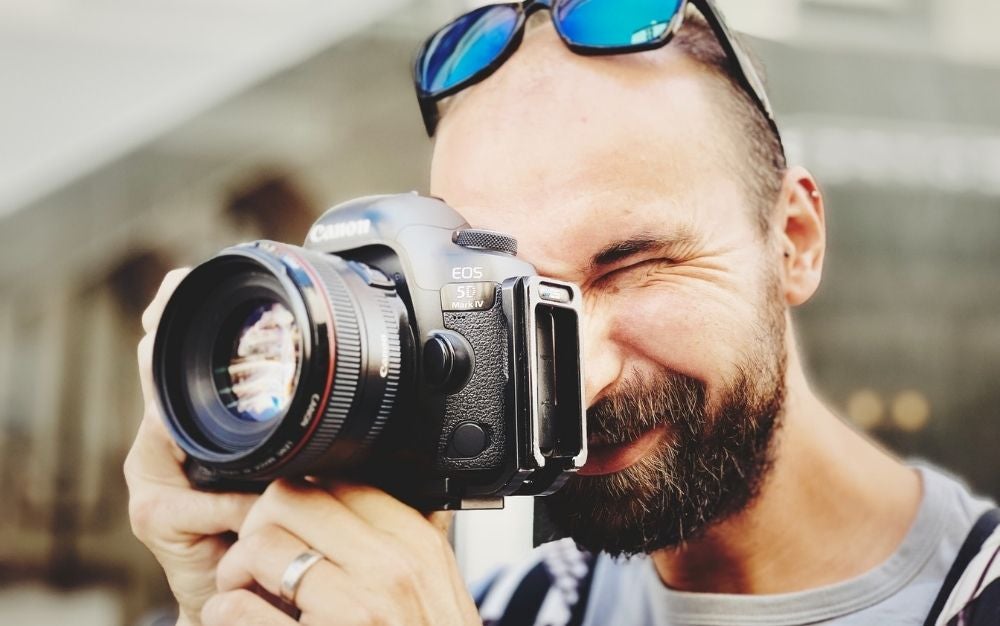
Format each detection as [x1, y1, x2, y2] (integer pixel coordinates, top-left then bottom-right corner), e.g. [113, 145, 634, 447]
[419, 5, 518, 93]
[555, 0, 681, 47]
[218, 301, 301, 423]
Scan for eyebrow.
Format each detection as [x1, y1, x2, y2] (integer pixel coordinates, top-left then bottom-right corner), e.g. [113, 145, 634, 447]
[588, 231, 698, 272]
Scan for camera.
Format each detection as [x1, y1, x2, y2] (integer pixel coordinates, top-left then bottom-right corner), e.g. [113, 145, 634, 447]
[153, 193, 587, 509]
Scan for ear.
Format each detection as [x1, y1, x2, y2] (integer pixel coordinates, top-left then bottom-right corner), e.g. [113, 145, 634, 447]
[774, 166, 826, 307]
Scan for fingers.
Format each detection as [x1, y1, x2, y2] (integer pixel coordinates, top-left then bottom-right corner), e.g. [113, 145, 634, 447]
[131, 266, 195, 485]
[326, 481, 434, 537]
[238, 481, 382, 576]
[137, 333, 156, 403]
[216, 524, 355, 607]
[324, 483, 455, 569]
[427, 510, 456, 536]
[224, 480, 478, 625]
[216, 524, 387, 625]
[323, 484, 476, 622]
[128, 483, 258, 544]
[201, 589, 298, 626]
[141, 267, 190, 334]
[125, 389, 259, 544]
[137, 267, 189, 402]
[124, 405, 188, 486]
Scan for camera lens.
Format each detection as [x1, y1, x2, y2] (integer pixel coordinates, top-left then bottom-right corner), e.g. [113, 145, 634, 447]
[215, 301, 301, 424]
[153, 242, 412, 484]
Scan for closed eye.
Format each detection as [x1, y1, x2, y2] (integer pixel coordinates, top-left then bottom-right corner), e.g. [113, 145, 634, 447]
[597, 257, 679, 286]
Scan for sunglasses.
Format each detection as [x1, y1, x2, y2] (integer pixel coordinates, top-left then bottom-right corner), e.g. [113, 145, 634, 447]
[414, 0, 781, 150]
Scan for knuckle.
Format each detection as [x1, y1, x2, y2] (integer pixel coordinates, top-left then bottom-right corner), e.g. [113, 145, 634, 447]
[428, 525, 451, 555]
[384, 554, 419, 596]
[142, 269, 189, 332]
[264, 478, 312, 508]
[140, 305, 159, 335]
[165, 267, 190, 283]
[344, 604, 387, 626]
[122, 452, 139, 490]
[241, 525, 280, 555]
[415, 517, 445, 549]
[142, 399, 161, 420]
[136, 334, 152, 365]
[202, 589, 250, 625]
[127, 496, 159, 541]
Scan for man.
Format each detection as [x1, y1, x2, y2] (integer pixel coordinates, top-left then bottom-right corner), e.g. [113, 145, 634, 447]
[125, 1, 999, 625]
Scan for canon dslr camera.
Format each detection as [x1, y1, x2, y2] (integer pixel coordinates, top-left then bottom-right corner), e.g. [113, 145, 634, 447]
[153, 193, 587, 509]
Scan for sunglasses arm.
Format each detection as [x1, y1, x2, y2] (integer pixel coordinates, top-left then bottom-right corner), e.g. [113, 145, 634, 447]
[690, 0, 785, 156]
[418, 94, 440, 136]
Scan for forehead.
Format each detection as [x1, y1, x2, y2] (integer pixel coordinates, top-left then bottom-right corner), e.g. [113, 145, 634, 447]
[429, 22, 751, 278]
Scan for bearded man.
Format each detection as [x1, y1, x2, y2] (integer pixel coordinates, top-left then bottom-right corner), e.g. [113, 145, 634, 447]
[125, 1, 999, 625]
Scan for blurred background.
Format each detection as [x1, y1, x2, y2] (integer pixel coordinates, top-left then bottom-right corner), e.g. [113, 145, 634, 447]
[0, 0, 997, 623]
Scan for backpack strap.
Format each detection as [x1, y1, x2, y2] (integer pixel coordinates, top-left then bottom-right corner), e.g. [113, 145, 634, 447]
[482, 541, 597, 626]
[496, 561, 556, 626]
[923, 508, 1000, 626]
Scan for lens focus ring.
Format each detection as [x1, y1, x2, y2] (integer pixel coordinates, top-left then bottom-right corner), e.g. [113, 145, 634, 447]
[276, 250, 405, 476]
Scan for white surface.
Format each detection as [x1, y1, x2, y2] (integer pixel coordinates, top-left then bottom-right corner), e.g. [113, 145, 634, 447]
[0, 584, 120, 626]
[453, 496, 535, 586]
[0, 0, 408, 218]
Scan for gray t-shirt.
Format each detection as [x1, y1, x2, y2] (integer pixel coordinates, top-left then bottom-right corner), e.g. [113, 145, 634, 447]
[477, 464, 994, 626]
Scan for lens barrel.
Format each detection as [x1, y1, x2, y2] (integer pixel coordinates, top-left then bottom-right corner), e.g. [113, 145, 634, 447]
[153, 241, 410, 485]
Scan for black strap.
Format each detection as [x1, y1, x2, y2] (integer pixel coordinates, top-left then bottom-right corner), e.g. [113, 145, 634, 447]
[489, 550, 597, 626]
[923, 508, 1000, 626]
[496, 561, 552, 626]
[474, 568, 504, 609]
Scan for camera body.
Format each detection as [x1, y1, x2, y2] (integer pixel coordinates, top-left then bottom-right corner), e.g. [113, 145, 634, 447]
[155, 193, 587, 509]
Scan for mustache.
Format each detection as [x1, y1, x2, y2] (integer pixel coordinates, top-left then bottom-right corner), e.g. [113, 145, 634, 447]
[586, 369, 706, 446]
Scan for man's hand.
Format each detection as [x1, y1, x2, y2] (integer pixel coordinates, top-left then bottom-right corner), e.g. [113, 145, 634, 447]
[124, 269, 259, 626]
[205, 479, 481, 625]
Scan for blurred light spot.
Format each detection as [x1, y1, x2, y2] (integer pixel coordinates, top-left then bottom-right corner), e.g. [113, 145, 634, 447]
[846, 389, 884, 430]
[891, 390, 931, 432]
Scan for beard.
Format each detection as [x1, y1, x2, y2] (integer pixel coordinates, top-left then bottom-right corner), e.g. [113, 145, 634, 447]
[543, 275, 787, 557]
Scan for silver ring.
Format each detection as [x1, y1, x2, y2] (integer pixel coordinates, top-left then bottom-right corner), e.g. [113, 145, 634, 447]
[279, 549, 325, 605]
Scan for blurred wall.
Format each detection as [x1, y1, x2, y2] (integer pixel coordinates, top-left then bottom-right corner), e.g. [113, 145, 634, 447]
[0, 0, 997, 624]
[0, 2, 452, 623]
[751, 0, 1000, 497]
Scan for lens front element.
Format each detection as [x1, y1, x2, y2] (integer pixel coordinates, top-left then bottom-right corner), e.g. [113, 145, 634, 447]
[153, 242, 410, 485]
[217, 301, 301, 423]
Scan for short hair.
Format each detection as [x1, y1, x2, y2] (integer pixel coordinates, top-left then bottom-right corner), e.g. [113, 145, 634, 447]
[670, 11, 787, 235]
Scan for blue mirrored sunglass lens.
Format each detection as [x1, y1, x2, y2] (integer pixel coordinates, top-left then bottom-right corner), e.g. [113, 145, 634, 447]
[419, 5, 519, 94]
[555, 0, 682, 48]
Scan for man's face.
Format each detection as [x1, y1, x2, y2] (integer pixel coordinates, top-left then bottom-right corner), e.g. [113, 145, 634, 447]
[430, 23, 787, 555]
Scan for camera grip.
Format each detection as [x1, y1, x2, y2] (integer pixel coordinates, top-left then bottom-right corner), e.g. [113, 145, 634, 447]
[438, 297, 510, 471]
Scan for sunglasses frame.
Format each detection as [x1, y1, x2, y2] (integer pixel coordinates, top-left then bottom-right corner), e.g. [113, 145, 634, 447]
[413, 0, 782, 154]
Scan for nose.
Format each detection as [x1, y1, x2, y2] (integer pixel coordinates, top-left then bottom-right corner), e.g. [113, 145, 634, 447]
[581, 300, 622, 407]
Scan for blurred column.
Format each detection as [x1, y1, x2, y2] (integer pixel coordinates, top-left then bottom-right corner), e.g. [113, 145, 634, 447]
[716, 0, 800, 40]
[48, 288, 88, 585]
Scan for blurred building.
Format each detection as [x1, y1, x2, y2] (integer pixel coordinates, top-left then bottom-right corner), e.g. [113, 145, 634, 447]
[0, 0, 997, 624]
[741, 0, 1000, 495]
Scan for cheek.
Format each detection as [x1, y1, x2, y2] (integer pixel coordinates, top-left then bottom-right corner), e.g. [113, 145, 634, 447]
[604, 283, 758, 390]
